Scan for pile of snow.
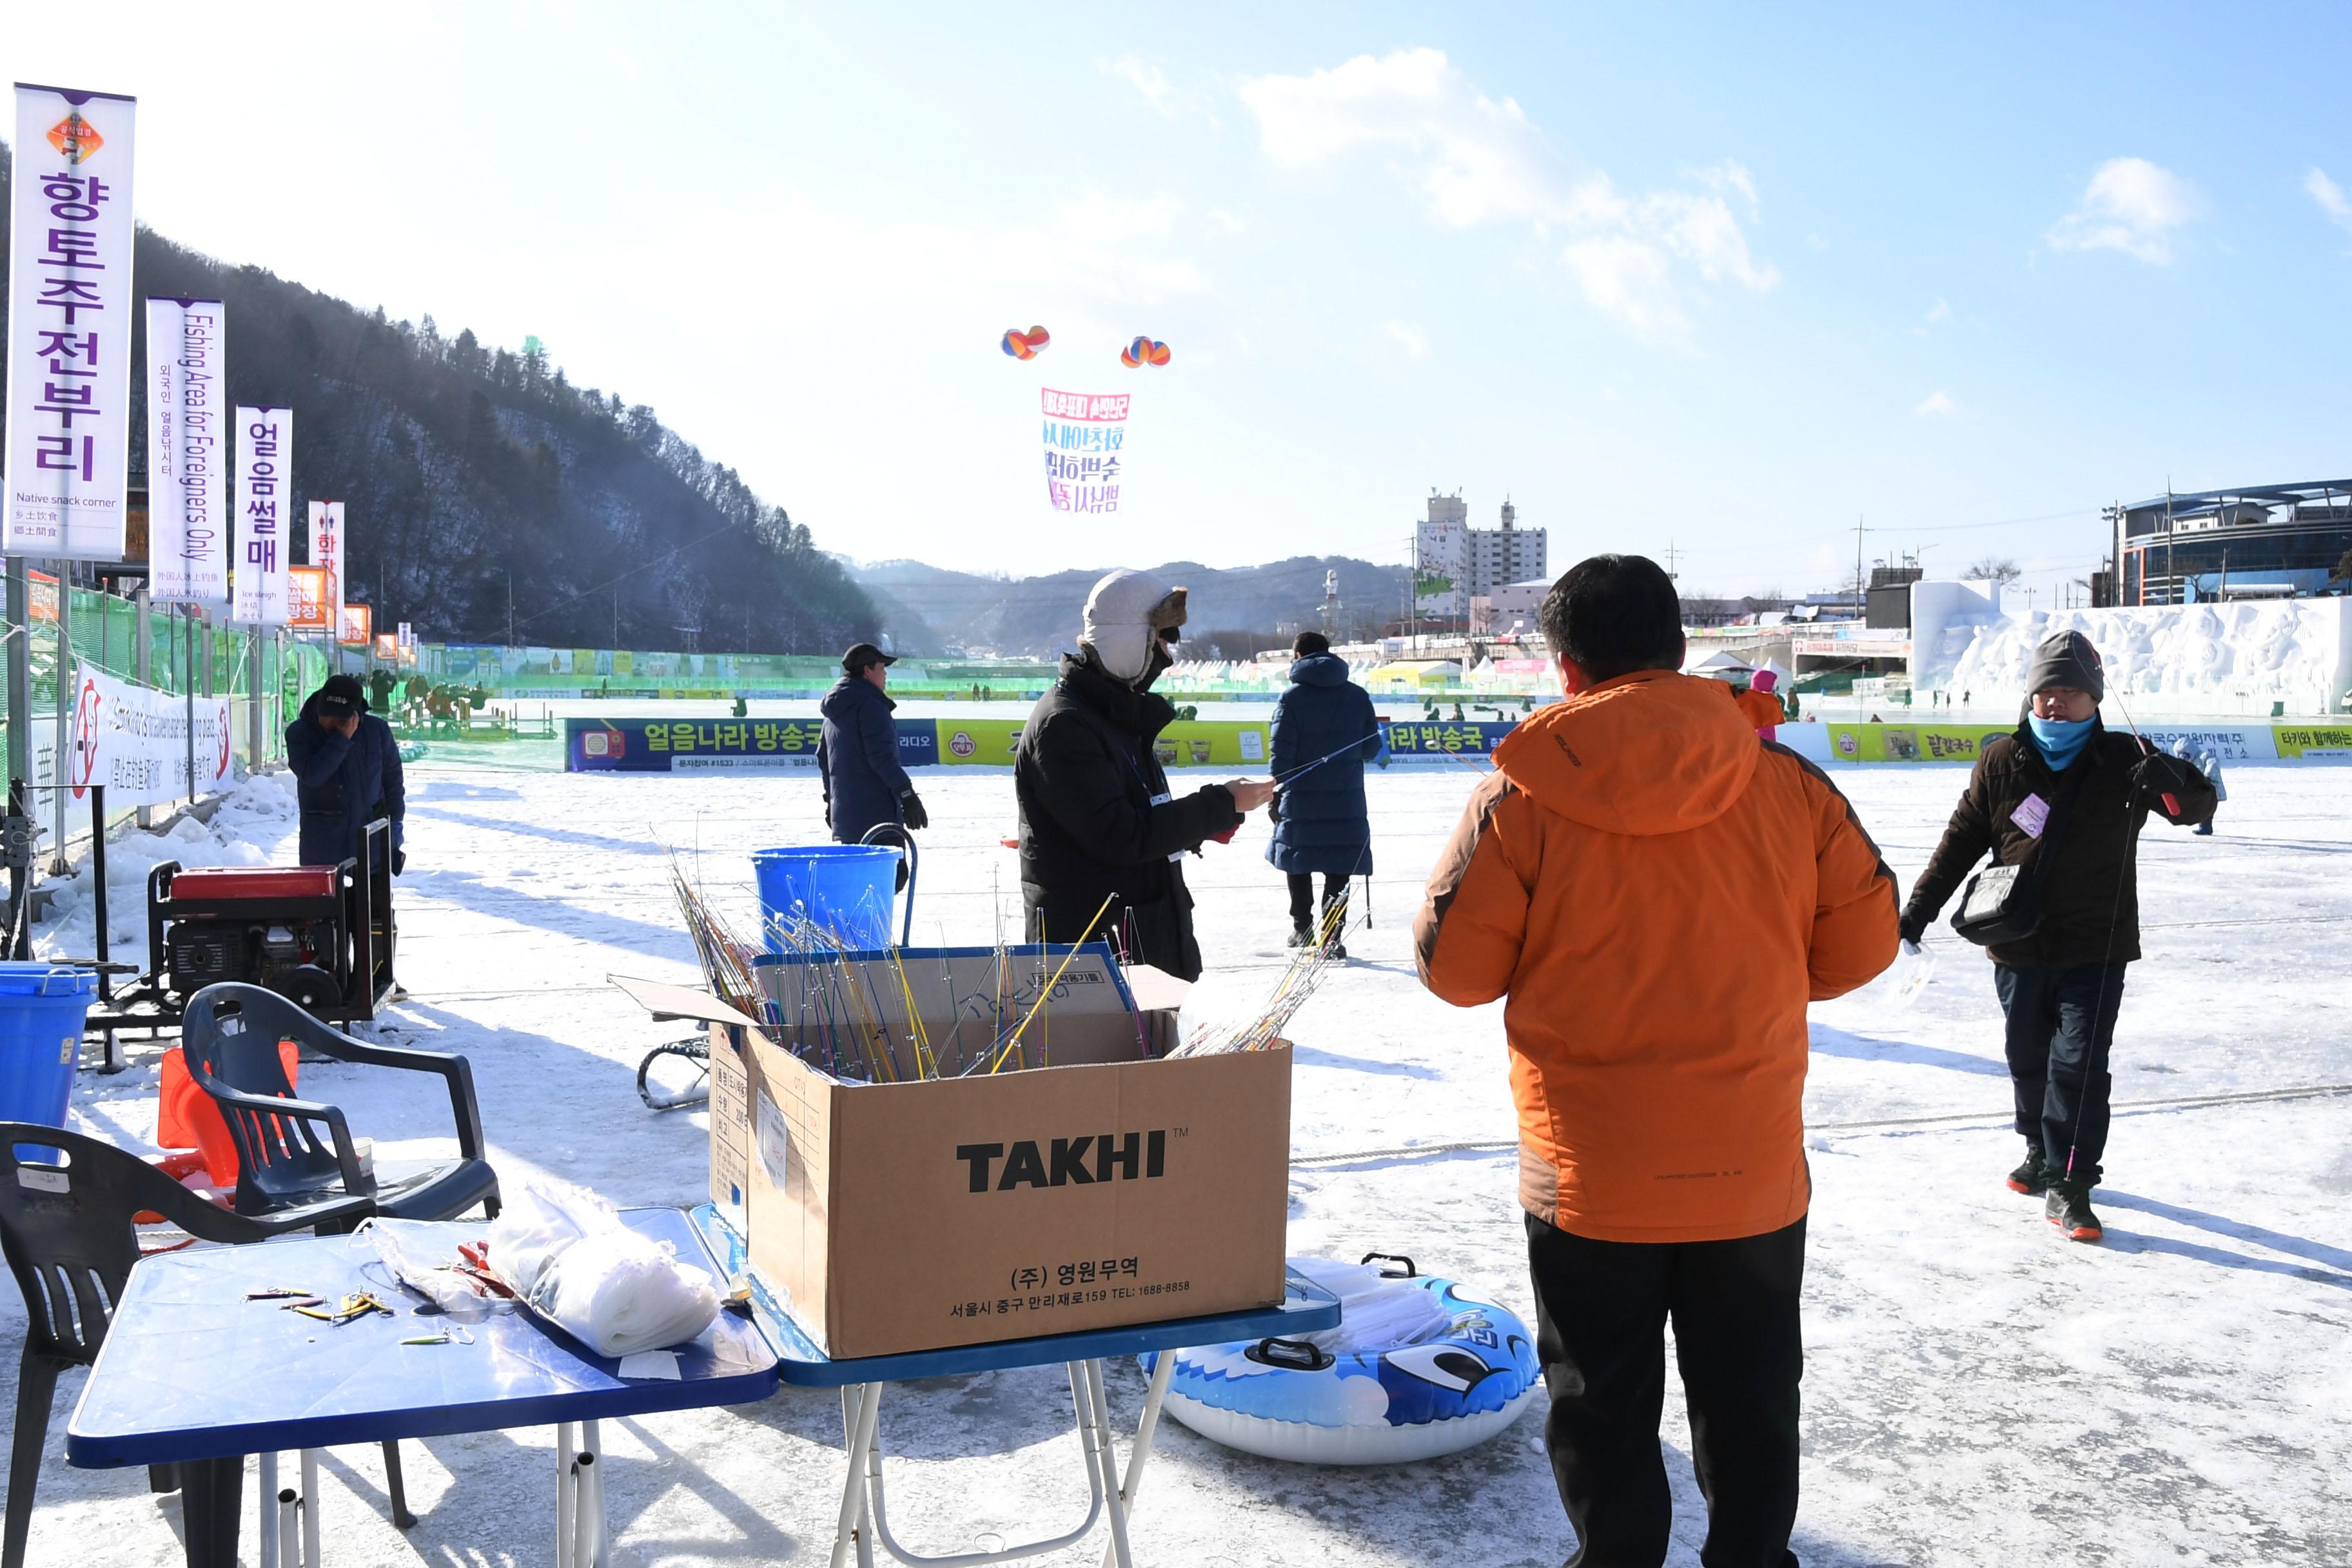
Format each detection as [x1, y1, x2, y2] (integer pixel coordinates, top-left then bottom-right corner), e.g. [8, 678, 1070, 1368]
[33, 770, 300, 972]
[1942, 600, 2352, 714]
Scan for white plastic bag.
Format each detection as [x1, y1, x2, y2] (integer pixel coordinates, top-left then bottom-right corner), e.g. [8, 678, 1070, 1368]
[1879, 939, 1937, 1013]
[360, 1217, 513, 1322]
[487, 1179, 720, 1357]
[1287, 1256, 1451, 1357]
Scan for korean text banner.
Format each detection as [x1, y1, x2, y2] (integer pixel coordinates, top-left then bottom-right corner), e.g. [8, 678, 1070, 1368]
[286, 565, 330, 631]
[4, 86, 137, 559]
[144, 297, 228, 605]
[232, 406, 290, 623]
[309, 500, 344, 625]
[1039, 389, 1126, 514]
[567, 716, 937, 774]
[68, 663, 233, 807]
[338, 603, 371, 647]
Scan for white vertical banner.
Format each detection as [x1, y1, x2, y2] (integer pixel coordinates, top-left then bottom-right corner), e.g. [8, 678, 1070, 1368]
[233, 406, 289, 624]
[308, 499, 344, 629]
[144, 296, 228, 605]
[4, 84, 138, 559]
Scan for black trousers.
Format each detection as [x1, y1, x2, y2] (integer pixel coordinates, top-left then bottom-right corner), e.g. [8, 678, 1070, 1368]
[1525, 1212, 1805, 1568]
[1286, 872, 1348, 930]
[1994, 961, 2127, 1186]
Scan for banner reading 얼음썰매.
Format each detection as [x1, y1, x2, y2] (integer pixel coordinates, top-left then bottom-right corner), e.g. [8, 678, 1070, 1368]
[5, 86, 138, 560]
[233, 406, 291, 624]
[68, 663, 233, 807]
[145, 297, 229, 607]
[1040, 389, 1127, 513]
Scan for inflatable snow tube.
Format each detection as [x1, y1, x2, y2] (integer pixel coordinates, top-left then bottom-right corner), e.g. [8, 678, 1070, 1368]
[1146, 1254, 1540, 1465]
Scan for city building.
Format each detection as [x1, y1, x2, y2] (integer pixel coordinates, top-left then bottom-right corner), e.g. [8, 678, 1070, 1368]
[1413, 493, 1547, 620]
[2108, 480, 2352, 605]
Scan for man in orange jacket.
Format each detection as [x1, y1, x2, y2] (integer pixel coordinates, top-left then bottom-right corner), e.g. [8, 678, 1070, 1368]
[1416, 554, 1897, 1568]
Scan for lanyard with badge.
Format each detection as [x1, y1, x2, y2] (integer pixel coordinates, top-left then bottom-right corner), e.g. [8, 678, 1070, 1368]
[1126, 750, 1184, 863]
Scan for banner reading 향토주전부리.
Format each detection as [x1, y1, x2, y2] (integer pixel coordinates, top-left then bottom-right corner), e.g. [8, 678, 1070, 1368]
[144, 297, 229, 607]
[233, 406, 290, 624]
[5, 86, 138, 560]
[68, 663, 233, 807]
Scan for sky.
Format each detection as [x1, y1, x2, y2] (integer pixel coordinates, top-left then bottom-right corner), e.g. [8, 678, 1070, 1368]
[14, 1, 2352, 607]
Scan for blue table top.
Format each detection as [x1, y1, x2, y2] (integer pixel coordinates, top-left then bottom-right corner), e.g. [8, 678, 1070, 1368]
[688, 1205, 1342, 1389]
[67, 1208, 779, 1469]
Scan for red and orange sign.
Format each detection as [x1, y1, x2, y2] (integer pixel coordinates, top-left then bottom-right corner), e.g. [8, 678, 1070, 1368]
[338, 604, 373, 647]
[288, 566, 331, 631]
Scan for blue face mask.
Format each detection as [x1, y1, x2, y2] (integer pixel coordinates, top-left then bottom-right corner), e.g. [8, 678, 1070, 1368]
[2026, 712, 2096, 770]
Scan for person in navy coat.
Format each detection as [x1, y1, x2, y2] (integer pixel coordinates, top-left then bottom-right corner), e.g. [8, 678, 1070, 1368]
[286, 674, 406, 870]
[1265, 632, 1380, 956]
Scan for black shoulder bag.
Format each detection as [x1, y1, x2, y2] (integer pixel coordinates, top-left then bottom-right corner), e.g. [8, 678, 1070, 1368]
[1950, 761, 2089, 947]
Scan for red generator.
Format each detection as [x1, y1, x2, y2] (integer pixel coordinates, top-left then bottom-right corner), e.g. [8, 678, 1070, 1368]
[128, 823, 397, 1025]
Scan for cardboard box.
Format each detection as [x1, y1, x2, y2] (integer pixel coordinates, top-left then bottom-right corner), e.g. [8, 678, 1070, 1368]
[696, 944, 1292, 1360]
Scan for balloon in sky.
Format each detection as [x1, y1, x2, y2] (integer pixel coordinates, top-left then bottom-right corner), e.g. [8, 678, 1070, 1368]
[1119, 336, 1171, 368]
[1001, 325, 1051, 360]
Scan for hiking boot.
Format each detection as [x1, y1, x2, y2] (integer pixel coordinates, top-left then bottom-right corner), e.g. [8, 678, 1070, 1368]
[1287, 924, 1313, 948]
[2005, 1142, 2049, 1195]
[1326, 941, 1348, 961]
[2045, 1181, 2103, 1242]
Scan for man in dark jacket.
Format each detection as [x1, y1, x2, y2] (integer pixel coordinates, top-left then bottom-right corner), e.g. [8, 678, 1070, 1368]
[1266, 631, 1380, 955]
[1901, 631, 2214, 1242]
[1015, 569, 1273, 981]
[286, 674, 407, 871]
[818, 643, 926, 849]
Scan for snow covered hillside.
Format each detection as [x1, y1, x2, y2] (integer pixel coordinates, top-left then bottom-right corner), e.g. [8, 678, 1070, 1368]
[12, 761, 2351, 1565]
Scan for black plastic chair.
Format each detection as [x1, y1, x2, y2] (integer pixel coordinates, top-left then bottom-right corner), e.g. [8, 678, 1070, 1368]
[179, 983, 500, 1226]
[0, 1124, 378, 1568]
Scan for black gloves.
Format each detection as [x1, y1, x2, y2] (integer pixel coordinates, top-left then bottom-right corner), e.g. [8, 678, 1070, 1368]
[899, 790, 930, 831]
[1898, 908, 1928, 945]
[1268, 790, 1282, 823]
[390, 821, 406, 877]
[2128, 754, 2191, 808]
[392, 848, 407, 876]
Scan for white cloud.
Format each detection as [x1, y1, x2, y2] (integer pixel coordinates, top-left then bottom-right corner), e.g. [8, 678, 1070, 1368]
[1239, 48, 1776, 340]
[2307, 167, 2352, 240]
[1381, 320, 1430, 358]
[2048, 157, 2200, 264]
[1925, 297, 1952, 323]
[1102, 55, 1179, 117]
[1915, 390, 1963, 416]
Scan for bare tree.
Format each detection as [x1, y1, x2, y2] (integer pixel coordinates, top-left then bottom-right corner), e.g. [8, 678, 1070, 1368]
[1966, 556, 2023, 585]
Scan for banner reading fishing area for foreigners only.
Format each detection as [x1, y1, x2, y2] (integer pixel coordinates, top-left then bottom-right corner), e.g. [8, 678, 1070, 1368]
[145, 297, 228, 605]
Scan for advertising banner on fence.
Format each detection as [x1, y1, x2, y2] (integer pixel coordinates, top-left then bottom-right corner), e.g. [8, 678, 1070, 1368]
[308, 500, 344, 628]
[68, 663, 233, 806]
[233, 406, 289, 624]
[5, 86, 138, 559]
[1376, 718, 1514, 763]
[1039, 389, 1127, 514]
[2273, 724, 2352, 759]
[567, 717, 936, 774]
[1825, 723, 2009, 764]
[288, 565, 330, 631]
[338, 603, 371, 647]
[144, 297, 228, 605]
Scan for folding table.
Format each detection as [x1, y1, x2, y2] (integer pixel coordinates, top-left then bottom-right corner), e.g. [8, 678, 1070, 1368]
[66, 1206, 777, 1568]
[689, 1204, 1341, 1568]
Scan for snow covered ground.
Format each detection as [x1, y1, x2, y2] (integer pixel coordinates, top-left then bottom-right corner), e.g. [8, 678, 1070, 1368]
[12, 756, 2352, 1566]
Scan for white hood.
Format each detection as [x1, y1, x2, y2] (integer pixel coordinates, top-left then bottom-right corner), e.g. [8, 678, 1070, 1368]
[1081, 569, 1188, 682]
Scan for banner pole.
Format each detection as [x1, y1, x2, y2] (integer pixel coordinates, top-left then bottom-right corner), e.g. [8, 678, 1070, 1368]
[184, 611, 197, 805]
[4, 559, 26, 793]
[49, 565, 71, 874]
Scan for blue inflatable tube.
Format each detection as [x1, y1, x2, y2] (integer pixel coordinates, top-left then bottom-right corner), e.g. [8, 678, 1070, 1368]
[1145, 1265, 1540, 1465]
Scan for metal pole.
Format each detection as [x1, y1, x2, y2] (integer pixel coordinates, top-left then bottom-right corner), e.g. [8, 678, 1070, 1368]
[134, 588, 153, 827]
[49, 565, 72, 874]
[248, 627, 264, 770]
[5, 559, 28, 796]
[185, 611, 199, 805]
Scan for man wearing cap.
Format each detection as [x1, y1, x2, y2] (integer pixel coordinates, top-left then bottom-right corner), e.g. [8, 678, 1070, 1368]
[287, 673, 407, 872]
[1016, 570, 1275, 980]
[1901, 630, 2215, 1242]
[819, 643, 926, 851]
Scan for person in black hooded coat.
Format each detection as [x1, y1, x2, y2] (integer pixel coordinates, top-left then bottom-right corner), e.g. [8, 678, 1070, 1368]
[1265, 632, 1380, 948]
[285, 674, 406, 870]
[1015, 570, 1273, 980]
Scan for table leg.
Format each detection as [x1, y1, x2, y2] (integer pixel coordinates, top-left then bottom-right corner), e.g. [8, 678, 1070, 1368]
[177, 1455, 244, 1568]
[1077, 1362, 1134, 1568]
[300, 1450, 322, 1567]
[1100, 1351, 1175, 1568]
[829, 1384, 881, 1568]
[573, 1420, 607, 1568]
[257, 1452, 280, 1568]
[557, 1422, 576, 1568]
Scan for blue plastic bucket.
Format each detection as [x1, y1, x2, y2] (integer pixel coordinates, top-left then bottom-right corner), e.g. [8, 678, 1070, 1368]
[0, 965, 98, 1162]
[752, 845, 901, 952]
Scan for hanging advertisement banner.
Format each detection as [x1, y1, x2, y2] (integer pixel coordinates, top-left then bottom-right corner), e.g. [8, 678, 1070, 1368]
[232, 405, 290, 624]
[338, 603, 372, 647]
[4, 85, 139, 559]
[68, 662, 233, 807]
[308, 500, 344, 627]
[287, 565, 331, 631]
[372, 632, 397, 660]
[144, 297, 228, 605]
[1039, 389, 1127, 513]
